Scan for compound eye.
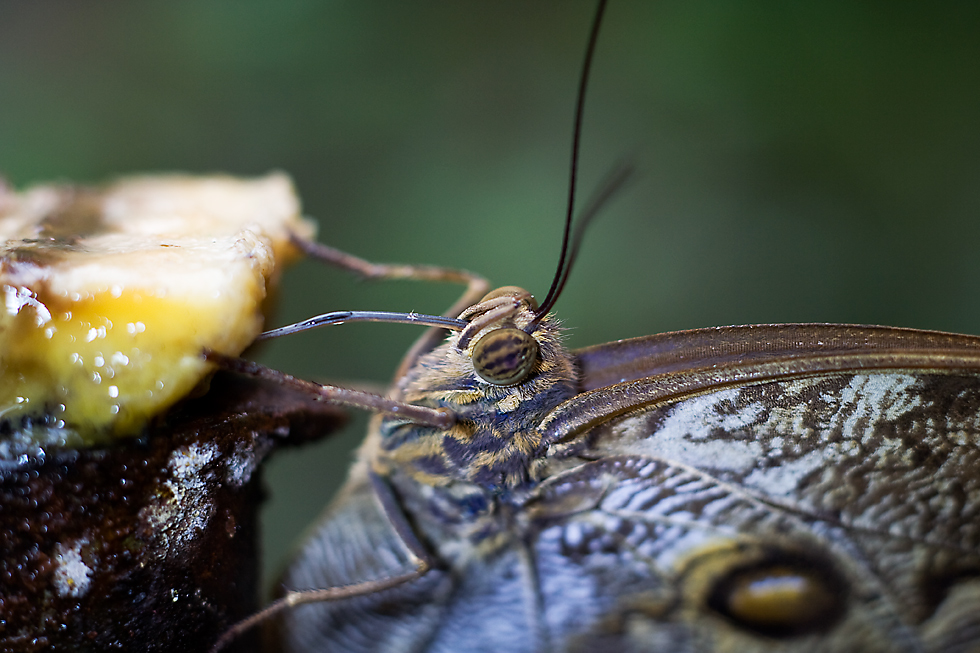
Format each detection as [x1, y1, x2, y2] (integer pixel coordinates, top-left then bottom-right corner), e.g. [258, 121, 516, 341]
[708, 562, 844, 637]
[471, 327, 539, 386]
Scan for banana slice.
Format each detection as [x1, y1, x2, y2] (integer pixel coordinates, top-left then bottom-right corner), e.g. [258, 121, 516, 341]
[0, 173, 313, 449]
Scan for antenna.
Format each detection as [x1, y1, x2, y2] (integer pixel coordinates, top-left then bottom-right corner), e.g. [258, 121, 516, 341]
[531, 0, 610, 324]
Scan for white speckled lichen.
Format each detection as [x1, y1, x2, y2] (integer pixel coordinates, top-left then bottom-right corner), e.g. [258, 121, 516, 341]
[53, 538, 92, 598]
[140, 442, 220, 557]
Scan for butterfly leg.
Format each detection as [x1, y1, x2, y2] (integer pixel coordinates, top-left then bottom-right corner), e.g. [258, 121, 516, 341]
[209, 472, 435, 653]
[205, 351, 455, 429]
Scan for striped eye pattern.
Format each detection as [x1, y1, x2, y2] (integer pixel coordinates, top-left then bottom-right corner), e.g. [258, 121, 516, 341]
[471, 327, 539, 386]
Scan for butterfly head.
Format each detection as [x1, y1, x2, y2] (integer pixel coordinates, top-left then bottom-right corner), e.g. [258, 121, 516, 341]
[382, 286, 577, 489]
[399, 285, 573, 405]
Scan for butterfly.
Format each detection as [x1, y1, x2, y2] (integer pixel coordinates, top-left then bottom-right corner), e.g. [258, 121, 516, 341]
[259, 3, 980, 575]
[203, 3, 980, 652]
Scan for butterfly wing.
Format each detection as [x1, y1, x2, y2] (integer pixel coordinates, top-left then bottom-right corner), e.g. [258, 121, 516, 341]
[526, 369, 980, 652]
[282, 447, 560, 652]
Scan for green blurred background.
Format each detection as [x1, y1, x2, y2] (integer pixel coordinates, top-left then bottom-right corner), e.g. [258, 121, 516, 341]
[2, 1, 979, 597]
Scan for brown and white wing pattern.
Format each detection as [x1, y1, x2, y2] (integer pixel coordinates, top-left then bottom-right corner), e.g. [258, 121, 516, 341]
[528, 371, 980, 652]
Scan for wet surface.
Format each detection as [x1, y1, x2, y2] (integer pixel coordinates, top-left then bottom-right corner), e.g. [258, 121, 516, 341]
[0, 371, 346, 652]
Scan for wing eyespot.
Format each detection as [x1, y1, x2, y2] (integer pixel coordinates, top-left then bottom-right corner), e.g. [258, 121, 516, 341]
[471, 327, 539, 386]
[707, 557, 846, 637]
